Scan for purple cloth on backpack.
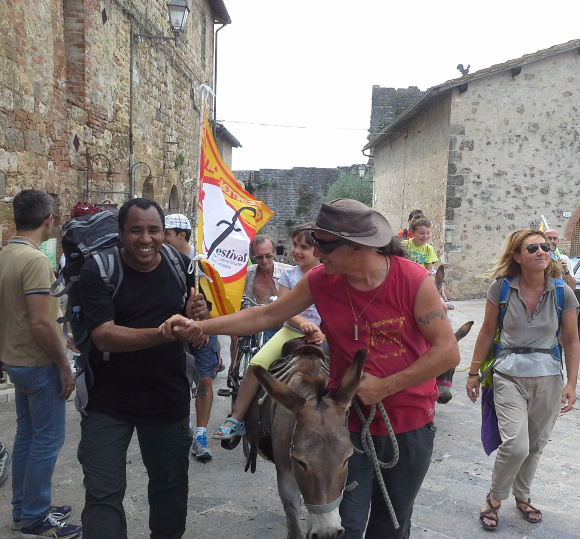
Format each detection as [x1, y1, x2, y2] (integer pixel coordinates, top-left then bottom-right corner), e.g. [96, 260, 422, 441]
[481, 385, 502, 456]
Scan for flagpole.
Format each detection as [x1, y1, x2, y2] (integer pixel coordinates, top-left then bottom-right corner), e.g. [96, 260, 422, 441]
[193, 85, 216, 298]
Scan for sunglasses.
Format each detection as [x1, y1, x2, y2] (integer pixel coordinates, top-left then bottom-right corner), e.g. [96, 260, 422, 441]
[525, 242, 550, 254]
[311, 232, 351, 254]
[253, 253, 274, 260]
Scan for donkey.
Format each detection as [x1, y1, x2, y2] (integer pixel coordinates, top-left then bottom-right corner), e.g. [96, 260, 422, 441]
[249, 345, 366, 539]
[432, 264, 475, 403]
[436, 321, 474, 403]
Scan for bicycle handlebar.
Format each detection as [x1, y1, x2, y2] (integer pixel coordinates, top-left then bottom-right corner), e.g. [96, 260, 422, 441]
[240, 294, 278, 309]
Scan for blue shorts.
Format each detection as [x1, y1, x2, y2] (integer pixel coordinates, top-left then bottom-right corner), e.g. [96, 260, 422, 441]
[192, 334, 219, 378]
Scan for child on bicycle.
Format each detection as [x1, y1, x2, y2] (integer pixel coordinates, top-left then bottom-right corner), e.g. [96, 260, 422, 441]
[213, 223, 325, 439]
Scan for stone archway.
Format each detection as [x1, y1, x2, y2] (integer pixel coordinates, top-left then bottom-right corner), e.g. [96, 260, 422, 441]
[169, 185, 179, 210]
[142, 177, 154, 200]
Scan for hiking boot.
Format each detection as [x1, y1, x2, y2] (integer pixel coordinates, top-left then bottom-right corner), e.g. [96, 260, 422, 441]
[20, 512, 81, 538]
[0, 442, 10, 487]
[13, 506, 72, 531]
[192, 432, 212, 460]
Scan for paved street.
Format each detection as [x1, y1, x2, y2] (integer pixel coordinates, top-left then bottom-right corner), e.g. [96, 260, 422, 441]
[1, 299, 579, 538]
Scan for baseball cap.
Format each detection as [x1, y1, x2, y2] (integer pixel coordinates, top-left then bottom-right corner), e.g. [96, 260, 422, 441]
[165, 213, 191, 230]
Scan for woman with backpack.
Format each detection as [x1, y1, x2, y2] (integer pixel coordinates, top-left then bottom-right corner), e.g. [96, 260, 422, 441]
[466, 228, 579, 531]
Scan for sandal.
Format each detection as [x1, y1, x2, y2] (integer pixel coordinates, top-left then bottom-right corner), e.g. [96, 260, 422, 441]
[212, 417, 246, 440]
[515, 498, 542, 523]
[479, 493, 500, 531]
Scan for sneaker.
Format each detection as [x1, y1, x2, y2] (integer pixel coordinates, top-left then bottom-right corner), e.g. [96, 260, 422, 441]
[191, 432, 212, 460]
[13, 506, 72, 532]
[20, 512, 81, 538]
[0, 442, 10, 487]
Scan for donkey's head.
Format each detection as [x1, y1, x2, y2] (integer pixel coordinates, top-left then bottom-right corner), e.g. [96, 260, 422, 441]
[254, 347, 367, 539]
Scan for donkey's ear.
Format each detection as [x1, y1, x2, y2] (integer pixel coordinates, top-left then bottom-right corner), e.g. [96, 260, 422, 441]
[332, 349, 367, 408]
[252, 366, 306, 414]
[434, 264, 445, 295]
[454, 320, 474, 341]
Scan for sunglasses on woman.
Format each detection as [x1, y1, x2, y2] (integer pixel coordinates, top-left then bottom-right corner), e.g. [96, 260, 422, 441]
[253, 253, 274, 260]
[525, 242, 550, 254]
[310, 232, 351, 254]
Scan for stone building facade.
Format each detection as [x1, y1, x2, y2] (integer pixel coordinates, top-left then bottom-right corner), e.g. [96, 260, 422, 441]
[365, 39, 580, 299]
[0, 0, 231, 247]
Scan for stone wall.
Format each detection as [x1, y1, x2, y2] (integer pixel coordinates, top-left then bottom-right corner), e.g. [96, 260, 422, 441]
[0, 0, 220, 245]
[369, 86, 425, 140]
[234, 167, 341, 245]
[373, 96, 451, 260]
[371, 48, 580, 299]
[444, 49, 580, 298]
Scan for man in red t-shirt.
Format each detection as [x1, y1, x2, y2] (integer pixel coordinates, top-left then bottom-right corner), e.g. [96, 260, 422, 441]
[168, 199, 460, 539]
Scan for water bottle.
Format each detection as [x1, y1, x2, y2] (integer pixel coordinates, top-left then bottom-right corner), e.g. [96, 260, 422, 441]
[71, 306, 83, 322]
[70, 306, 84, 344]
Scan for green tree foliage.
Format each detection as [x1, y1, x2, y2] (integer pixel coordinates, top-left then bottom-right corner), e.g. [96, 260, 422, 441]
[324, 170, 373, 206]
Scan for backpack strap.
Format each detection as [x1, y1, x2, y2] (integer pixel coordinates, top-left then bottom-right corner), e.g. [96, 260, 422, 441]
[490, 277, 512, 359]
[89, 246, 123, 361]
[550, 277, 566, 360]
[497, 276, 512, 331]
[92, 246, 123, 299]
[160, 243, 189, 309]
[553, 277, 565, 336]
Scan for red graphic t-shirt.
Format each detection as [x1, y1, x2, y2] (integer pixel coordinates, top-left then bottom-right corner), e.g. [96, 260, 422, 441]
[308, 257, 436, 435]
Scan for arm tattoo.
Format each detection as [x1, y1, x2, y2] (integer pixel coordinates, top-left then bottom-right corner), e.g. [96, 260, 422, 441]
[418, 308, 447, 325]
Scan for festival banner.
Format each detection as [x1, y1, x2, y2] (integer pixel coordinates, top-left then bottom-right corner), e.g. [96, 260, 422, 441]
[197, 113, 274, 315]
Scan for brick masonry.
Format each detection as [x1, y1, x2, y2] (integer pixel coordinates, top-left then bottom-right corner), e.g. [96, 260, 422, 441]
[0, 0, 223, 246]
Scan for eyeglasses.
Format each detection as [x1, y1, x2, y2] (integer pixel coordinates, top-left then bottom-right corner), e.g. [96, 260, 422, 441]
[311, 232, 351, 254]
[525, 242, 550, 254]
[253, 253, 274, 260]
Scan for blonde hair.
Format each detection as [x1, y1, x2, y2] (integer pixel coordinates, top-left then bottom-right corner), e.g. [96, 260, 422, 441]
[486, 229, 562, 279]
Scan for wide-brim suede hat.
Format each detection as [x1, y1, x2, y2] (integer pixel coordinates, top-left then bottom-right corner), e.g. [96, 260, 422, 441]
[306, 198, 392, 248]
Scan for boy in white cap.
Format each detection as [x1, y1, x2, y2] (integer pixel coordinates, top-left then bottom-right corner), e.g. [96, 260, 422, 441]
[164, 213, 220, 460]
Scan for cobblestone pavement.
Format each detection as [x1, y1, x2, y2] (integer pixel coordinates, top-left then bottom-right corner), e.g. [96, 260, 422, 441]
[1, 299, 579, 538]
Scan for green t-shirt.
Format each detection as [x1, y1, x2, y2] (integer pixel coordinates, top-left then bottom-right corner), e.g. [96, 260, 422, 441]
[402, 239, 438, 267]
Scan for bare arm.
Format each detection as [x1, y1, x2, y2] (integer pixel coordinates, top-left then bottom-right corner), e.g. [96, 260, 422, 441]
[560, 308, 579, 412]
[466, 300, 499, 403]
[163, 275, 315, 339]
[356, 275, 460, 405]
[26, 293, 75, 399]
[91, 320, 175, 353]
[560, 259, 576, 288]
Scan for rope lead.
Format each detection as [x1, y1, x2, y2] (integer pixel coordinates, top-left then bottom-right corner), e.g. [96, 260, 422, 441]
[352, 400, 400, 530]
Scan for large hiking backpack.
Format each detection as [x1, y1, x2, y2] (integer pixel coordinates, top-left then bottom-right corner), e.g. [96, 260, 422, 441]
[51, 210, 121, 343]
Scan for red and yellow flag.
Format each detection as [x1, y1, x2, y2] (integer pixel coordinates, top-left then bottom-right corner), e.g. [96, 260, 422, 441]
[197, 113, 273, 315]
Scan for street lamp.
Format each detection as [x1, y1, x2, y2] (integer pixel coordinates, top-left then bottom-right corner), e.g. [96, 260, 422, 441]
[358, 164, 374, 183]
[134, 0, 190, 46]
[130, 162, 158, 199]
